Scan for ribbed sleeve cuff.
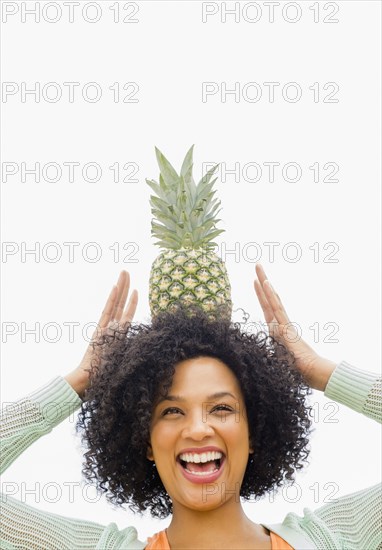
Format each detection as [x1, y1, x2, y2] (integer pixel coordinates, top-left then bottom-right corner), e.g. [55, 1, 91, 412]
[27, 376, 83, 428]
[324, 360, 378, 412]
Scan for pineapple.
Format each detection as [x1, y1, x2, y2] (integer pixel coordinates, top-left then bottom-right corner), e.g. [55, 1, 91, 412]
[146, 145, 232, 319]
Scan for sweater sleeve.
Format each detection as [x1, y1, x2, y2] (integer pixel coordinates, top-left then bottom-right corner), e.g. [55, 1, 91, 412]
[279, 360, 382, 549]
[312, 360, 382, 549]
[1, 377, 83, 475]
[0, 377, 143, 550]
[323, 360, 381, 424]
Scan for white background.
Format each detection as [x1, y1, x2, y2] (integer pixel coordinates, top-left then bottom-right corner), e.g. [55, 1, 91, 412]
[1, 0, 381, 542]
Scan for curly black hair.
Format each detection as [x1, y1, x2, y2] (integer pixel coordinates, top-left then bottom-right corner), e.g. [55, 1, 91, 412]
[76, 305, 313, 519]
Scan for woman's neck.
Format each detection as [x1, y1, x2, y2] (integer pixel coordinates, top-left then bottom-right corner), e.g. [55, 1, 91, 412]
[166, 501, 270, 549]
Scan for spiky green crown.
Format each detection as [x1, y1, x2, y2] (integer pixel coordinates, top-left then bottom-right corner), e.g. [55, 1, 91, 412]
[145, 145, 224, 251]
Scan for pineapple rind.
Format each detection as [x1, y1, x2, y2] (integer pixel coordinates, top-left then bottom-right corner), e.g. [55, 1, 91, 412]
[149, 248, 232, 318]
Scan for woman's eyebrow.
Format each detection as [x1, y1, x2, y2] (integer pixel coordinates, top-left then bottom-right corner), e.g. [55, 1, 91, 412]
[157, 391, 237, 404]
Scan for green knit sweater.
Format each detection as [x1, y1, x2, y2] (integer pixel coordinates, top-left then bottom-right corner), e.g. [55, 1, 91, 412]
[0, 361, 381, 549]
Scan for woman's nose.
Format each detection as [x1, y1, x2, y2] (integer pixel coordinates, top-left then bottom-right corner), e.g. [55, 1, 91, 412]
[181, 411, 215, 440]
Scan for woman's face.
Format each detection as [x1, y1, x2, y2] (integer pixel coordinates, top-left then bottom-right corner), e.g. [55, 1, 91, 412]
[147, 356, 254, 512]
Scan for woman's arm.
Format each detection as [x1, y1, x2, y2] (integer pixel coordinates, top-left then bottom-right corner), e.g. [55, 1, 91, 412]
[324, 360, 381, 423]
[254, 262, 381, 418]
[317, 363, 381, 546]
[0, 376, 104, 549]
[1, 376, 144, 550]
[0, 272, 140, 550]
[254, 264, 381, 548]
[0, 377, 82, 476]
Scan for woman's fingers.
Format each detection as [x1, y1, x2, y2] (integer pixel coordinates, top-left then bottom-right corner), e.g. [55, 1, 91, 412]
[255, 262, 268, 286]
[262, 279, 290, 326]
[111, 271, 130, 321]
[254, 263, 291, 327]
[98, 285, 118, 329]
[254, 263, 277, 322]
[121, 289, 138, 326]
[94, 271, 137, 338]
[253, 279, 274, 324]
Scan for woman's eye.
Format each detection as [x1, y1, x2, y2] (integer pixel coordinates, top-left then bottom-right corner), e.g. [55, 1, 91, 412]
[162, 407, 182, 416]
[160, 404, 233, 417]
[212, 404, 233, 413]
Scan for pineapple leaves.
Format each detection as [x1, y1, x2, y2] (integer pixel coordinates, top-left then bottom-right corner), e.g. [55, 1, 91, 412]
[159, 174, 168, 193]
[180, 145, 194, 179]
[152, 213, 178, 232]
[147, 147, 225, 250]
[147, 181, 169, 202]
[149, 196, 172, 215]
[196, 180, 219, 203]
[180, 145, 197, 205]
[154, 239, 182, 250]
[197, 163, 219, 187]
[194, 229, 225, 248]
[155, 147, 180, 187]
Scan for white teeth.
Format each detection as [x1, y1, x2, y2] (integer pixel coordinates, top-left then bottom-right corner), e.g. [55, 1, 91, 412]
[185, 467, 219, 476]
[179, 451, 223, 463]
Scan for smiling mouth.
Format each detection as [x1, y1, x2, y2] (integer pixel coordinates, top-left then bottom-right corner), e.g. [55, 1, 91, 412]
[178, 457, 224, 475]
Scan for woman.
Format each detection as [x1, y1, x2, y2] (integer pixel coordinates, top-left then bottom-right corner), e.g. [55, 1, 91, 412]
[1, 265, 381, 549]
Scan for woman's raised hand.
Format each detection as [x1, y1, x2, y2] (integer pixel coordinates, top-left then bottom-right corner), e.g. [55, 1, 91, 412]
[254, 263, 336, 391]
[64, 271, 138, 398]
